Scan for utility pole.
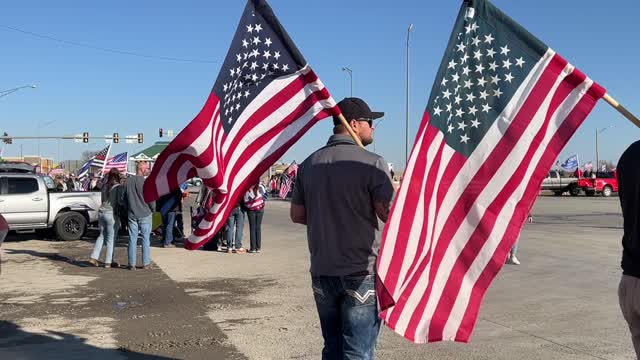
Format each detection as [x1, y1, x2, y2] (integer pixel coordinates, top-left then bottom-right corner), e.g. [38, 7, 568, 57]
[405, 24, 414, 166]
[341, 67, 353, 97]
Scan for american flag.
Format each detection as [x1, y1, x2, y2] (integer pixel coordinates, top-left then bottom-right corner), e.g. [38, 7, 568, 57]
[376, 0, 605, 343]
[279, 173, 291, 199]
[102, 152, 128, 174]
[90, 145, 111, 169]
[143, 0, 339, 249]
[278, 161, 298, 199]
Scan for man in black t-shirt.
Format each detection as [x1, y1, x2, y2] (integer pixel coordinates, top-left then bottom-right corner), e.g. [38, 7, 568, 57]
[617, 140, 640, 357]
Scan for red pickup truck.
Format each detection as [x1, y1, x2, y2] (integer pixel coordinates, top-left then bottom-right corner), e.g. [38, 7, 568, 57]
[575, 170, 618, 197]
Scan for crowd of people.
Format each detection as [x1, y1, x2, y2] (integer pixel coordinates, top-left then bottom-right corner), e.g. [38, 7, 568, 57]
[195, 181, 269, 254]
[87, 160, 276, 269]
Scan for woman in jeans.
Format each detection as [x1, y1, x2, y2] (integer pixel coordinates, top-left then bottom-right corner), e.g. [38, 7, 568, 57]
[89, 169, 125, 268]
[244, 182, 265, 253]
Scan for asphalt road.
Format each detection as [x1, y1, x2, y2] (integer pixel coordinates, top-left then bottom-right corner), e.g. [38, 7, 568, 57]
[0, 192, 634, 359]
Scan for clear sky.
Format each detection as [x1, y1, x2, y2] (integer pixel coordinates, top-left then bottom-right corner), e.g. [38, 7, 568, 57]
[1, 0, 638, 169]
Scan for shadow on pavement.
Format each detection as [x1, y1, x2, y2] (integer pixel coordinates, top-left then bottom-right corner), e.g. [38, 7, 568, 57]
[3, 249, 96, 268]
[0, 320, 174, 360]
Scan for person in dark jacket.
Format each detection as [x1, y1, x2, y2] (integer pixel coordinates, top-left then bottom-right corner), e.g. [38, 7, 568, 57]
[618, 140, 640, 357]
[125, 161, 156, 270]
[157, 188, 183, 248]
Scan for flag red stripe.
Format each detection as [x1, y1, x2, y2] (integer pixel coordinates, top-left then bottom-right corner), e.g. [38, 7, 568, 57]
[455, 79, 606, 341]
[399, 54, 568, 339]
[427, 64, 587, 341]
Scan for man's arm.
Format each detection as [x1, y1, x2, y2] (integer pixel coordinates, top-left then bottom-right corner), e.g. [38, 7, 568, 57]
[374, 200, 391, 223]
[290, 203, 307, 225]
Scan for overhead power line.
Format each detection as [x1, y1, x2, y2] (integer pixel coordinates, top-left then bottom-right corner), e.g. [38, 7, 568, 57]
[0, 24, 219, 64]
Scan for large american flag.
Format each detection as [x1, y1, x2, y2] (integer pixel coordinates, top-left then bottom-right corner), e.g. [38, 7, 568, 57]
[102, 152, 128, 174]
[144, 0, 339, 249]
[377, 0, 605, 343]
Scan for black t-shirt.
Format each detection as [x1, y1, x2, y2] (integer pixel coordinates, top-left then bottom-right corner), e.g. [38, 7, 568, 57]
[618, 140, 640, 278]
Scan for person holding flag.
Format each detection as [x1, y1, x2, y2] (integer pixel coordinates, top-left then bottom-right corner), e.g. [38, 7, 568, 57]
[290, 97, 394, 359]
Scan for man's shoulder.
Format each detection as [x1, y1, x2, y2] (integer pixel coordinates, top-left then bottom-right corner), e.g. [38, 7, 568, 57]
[309, 142, 384, 161]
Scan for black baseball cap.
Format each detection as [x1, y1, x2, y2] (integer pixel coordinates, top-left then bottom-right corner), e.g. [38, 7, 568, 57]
[333, 97, 384, 125]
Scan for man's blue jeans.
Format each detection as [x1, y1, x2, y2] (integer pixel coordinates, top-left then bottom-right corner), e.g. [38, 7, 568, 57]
[226, 207, 244, 249]
[128, 215, 152, 267]
[162, 211, 177, 246]
[311, 274, 381, 360]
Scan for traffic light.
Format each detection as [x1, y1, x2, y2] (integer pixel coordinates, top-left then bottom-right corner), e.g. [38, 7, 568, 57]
[113, 132, 119, 144]
[159, 128, 163, 137]
[2, 132, 11, 144]
[82, 132, 89, 143]
[137, 133, 144, 144]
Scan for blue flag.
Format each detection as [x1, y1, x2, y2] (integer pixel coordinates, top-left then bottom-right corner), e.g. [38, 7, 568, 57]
[560, 155, 578, 171]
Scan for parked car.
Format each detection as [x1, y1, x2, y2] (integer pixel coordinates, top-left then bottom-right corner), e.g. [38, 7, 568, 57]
[0, 173, 101, 240]
[576, 170, 618, 197]
[540, 170, 578, 196]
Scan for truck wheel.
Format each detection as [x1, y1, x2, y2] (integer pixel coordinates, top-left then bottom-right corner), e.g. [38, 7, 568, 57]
[553, 191, 563, 196]
[55, 212, 87, 241]
[602, 186, 613, 197]
[585, 190, 596, 197]
[569, 186, 580, 196]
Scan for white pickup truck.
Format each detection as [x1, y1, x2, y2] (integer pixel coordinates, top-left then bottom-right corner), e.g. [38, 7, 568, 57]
[540, 170, 579, 196]
[0, 173, 101, 241]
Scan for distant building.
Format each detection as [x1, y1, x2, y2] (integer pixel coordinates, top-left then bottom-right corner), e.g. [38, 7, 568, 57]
[129, 141, 171, 173]
[2, 156, 54, 174]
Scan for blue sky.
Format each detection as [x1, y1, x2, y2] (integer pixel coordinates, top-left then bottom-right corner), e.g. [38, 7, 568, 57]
[1, 0, 638, 169]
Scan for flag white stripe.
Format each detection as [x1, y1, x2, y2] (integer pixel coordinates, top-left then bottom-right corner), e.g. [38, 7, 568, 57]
[440, 75, 595, 340]
[390, 49, 556, 335]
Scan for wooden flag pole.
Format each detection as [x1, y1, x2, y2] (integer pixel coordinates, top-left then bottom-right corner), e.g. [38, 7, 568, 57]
[603, 93, 640, 128]
[337, 113, 365, 148]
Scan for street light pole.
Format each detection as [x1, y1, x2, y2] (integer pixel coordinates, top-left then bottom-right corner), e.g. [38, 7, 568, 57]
[341, 67, 353, 97]
[37, 120, 58, 161]
[406, 24, 414, 167]
[0, 85, 36, 99]
[595, 125, 614, 173]
[595, 129, 598, 173]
